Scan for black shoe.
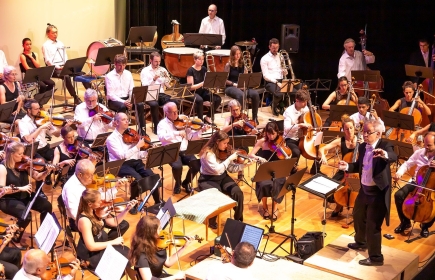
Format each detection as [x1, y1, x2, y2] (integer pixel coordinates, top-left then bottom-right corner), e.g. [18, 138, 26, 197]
[44, 176, 52, 185]
[331, 211, 339, 218]
[129, 206, 138, 215]
[420, 227, 429, 238]
[237, 171, 243, 181]
[272, 105, 280, 116]
[74, 97, 82, 104]
[181, 182, 192, 193]
[394, 222, 411, 233]
[255, 118, 259, 125]
[173, 186, 181, 194]
[347, 242, 367, 251]
[358, 258, 383, 266]
[204, 116, 214, 126]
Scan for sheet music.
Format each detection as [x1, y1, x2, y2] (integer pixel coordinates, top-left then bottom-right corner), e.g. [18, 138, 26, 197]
[95, 244, 128, 280]
[157, 209, 171, 230]
[240, 225, 264, 251]
[315, 131, 323, 146]
[35, 213, 61, 254]
[304, 176, 339, 195]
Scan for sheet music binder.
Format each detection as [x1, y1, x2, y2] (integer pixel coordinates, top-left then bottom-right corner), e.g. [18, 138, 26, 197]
[299, 173, 342, 199]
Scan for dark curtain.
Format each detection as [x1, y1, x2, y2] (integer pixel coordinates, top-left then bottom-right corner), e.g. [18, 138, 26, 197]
[126, 0, 435, 106]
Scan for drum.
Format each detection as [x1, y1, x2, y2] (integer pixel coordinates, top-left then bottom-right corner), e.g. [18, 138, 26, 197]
[163, 47, 201, 78]
[206, 49, 230, 72]
[86, 38, 123, 76]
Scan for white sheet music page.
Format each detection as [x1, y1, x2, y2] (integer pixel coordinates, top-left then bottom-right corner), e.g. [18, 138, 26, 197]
[35, 213, 61, 254]
[95, 244, 128, 280]
[305, 176, 339, 195]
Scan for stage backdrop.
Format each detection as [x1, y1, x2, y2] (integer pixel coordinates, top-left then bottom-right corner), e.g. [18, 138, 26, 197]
[126, 0, 435, 105]
[0, 0, 124, 78]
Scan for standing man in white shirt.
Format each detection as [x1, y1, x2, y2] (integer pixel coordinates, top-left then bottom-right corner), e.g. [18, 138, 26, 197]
[0, 49, 8, 82]
[106, 54, 147, 136]
[337, 38, 375, 81]
[199, 4, 226, 49]
[42, 24, 90, 104]
[140, 52, 178, 134]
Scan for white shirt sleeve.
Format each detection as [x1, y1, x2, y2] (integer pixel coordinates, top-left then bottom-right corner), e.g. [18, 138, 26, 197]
[260, 55, 277, 83]
[365, 54, 375, 64]
[283, 107, 299, 136]
[106, 131, 140, 160]
[219, 19, 226, 44]
[337, 55, 346, 78]
[396, 151, 418, 178]
[140, 67, 155, 86]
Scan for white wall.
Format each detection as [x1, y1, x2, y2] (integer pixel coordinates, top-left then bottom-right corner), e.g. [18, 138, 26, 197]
[0, 0, 118, 78]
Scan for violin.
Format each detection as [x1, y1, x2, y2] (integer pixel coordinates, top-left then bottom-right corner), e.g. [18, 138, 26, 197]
[172, 115, 210, 131]
[15, 155, 56, 172]
[40, 257, 74, 280]
[233, 113, 257, 134]
[66, 142, 103, 163]
[215, 244, 231, 263]
[122, 128, 153, 150]
[35, 110, 81, 127]
[95, 200, 132, 219]
[88, 105, 115, 124]
[267, 134, 292, 160]
[217, 144, 253, 164]
[157, 230, 203, 249]
[0, 132, 20, 145]
[87, 174, 134, 190]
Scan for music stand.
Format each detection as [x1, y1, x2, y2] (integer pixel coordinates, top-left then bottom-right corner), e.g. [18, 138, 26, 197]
[94, 46, 126, 70]
[405, 64, 433, 85]
[0, 101, 17, 123]
[304, 79, 332, 107]
[351, 70, 382, 97]
[33, 89, 54, 107]
[169, 83, 193, 113]
[183, 33, 223, 47]
[131, 86, 148, 133]
[329, 105, 359, 122]
[90, 132, 111, 148]
[95, 159, 125, 177]
[230, 135, 257, 148]
[203, 72, 228, 128]
[184, 139, 209, 156]
[386, 139, 414, 188]
[24, 142, 39, 158]
[146, 142, 181, 203]
[22, 66, 55, 94]
[237, 72, 262, 114]
[382, 111, 415, 141]
[126, 26, 157, 47]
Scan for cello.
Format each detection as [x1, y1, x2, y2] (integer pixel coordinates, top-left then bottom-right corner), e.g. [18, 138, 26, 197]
[299, 89, 323, 160]
[329, 78, 357, 131]
[421, 34, 435, 123]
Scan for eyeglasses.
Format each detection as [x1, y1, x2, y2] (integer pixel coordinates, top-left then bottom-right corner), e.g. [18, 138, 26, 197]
[209, 9, 216, 12]
[362, 130, 377, 136]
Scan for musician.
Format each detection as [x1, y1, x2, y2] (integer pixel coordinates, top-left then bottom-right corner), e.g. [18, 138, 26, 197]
[338, 38, 375, 81]
[393, 132, 435, 237]
[42, 24, 90, 104]
[62, 159, 130, 236]
[105, 54, 146, 136]
[187, 51, 222, 125]
[407, 122, 435, 143]
[140, 52, 179, 134]
[338, 119, 397, 266]
[0, 49, 7, 82]
[389, 81, 431, 115]
[0, 142, 53, 247]
[224, 45, 260, 123]
[52, 126, 78, 183]
[409, 39, 434, 85]
[350, 96, 385, 132]
[260, 38, 288, 116]
[74, 88, 112, 146]
[13, 249, 80, 280]
[198, 131, 254, 228]
[322, 76, 358, 129]
[249, 121, 287, 220]
[199, 4, 226, 49]
[157, 102, 204, 194]
[129, 215, 192, 280]
[106, 113, 157, 214]
[206, 242, 257, 280]
[283, 89, 311, 173]
[221, 100, 258, 137]
[20, 38, 55, 94]
[76, 189, 135, 276]
[0, 225, 21, 279]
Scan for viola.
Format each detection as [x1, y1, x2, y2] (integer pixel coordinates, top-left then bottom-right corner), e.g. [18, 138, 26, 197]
[88, 105, 115, 124]
[233, 113, 257, 134]
[40, 257, 73, 280]
[172, 115, 210, 131]
[122, 128, 153, 150]
[217, 144, 253, 164]
[267, 134, 292, 160]
[15, 155, 56, 172]
[35, 110, 81, 127]
[0, 132, 20, 145]
[70, 145, 103, 163]
[95, 199, 131, 219]
[157, 230, 203, 249]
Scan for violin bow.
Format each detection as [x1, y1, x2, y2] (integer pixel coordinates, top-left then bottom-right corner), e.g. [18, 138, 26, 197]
[168, 222, 183, 272]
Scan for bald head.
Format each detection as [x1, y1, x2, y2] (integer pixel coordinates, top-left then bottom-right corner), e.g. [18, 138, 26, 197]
[208, 4, 217, 18]
[424, 132, 435, 153]
[23, 249, 49, 275]
[75, 159, 95, 176]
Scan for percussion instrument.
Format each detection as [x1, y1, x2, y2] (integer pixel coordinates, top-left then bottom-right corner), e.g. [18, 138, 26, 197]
[235, 41, 258, 47]
[163, 47, 201, 78]
[86, 38, 124, 76]
[205, 49, 230, 72]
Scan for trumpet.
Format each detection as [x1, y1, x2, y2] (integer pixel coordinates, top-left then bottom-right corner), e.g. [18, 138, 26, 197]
[206, 53, 216, 72]
[242, 50, 252, 73]
[279, 50, 300, 85]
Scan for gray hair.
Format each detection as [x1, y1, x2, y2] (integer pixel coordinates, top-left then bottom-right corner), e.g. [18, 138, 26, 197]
[75, 159, 95, 175]
[343, 38, 355, 46]
[23, 249, 47, 274]
[163, 102, 177, 114]
[3, 65, 15, 76]
[228, 99, 241, 109]
[84, 88, 98, 100]
[364, 119, 383, 135]
[193, 51, 204, 60]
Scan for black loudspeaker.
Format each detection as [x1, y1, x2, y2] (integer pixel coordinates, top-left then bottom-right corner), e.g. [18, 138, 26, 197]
[281, 24, 300, 53]
[296, 231, 323, 260]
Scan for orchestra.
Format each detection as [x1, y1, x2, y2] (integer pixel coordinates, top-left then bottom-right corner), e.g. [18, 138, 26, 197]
[2, 13, 435, 279]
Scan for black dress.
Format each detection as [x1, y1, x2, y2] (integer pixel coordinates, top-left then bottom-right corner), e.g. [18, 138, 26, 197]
[332, 136, 355, 181]
[255, 150, 286, 204]
[21, 52, 55, 93]
[55, 146, 76, 178]
[2, 82, 25, 123]
[134, 250, 168, 279]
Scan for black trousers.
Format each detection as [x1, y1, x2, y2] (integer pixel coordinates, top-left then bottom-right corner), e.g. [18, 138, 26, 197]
[69, 217, 129, 239]
[198, 172, 244, 222]
[0, 247, 21, 279]
[285, 138, 302, 164]
[265, 81, 300, 108]
[170, 153, 199, 188]
[117, 159, 158, 203]
[224, 87, 260, 120]
[353, 187, 387, 262]
[394, 183, 435, 228]
[37, 79, 55, 94]
[36, 144, 54, 162]
[187, 88, 221, 120]
[53, 70, 91, 100]
[147, 93, 179, 134]
[108, 100, 146, 133]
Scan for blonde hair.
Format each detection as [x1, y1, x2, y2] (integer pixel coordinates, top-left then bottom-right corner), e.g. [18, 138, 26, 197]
[4, 142, 25, 169]
[199, 130, 229, 158]
[193, 51, 204, 60]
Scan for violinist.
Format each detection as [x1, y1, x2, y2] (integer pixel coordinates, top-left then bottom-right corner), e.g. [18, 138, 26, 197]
[350, 97, 385, 132]
[198, 131, 254, 229]
[0, 142, 53, 247]
[157, 102, 205, 194]
[52, 126, 78, 182]
[393, 132, 435, 238]
[338, 119, 397, 266]
[389, 81, 431, 115]
[283, 89, 311, 173]
[129, 215, 192, 280]
[224, 45, 260, 123]
[221, 100, 258, 137]
[322, 76, 357, 129]
[106, 113, 157, 215]
[249, 121, 287, 220]
[140, 52, 179, 135]
[13, 249, 80, 280]
[338, 38, 375, 81]
[76, 189, 135, 277]
[0, 224, 22, 279]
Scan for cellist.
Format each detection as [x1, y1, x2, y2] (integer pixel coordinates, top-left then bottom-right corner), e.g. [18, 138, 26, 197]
[407, 122, 435, 143]
[389, 81, 431, 117]
[350, 96, 385, 132]
[393, 132, 435, 238]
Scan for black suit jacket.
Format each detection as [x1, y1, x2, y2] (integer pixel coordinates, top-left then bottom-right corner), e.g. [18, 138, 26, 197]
[409, 49, 433, 84]
[347, 139, 397, 226]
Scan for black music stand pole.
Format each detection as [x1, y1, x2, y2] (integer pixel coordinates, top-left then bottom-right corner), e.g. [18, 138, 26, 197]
[304, 79, 332, 108]
[203, 72, 228, 132]
[229, 135, 258, 189]
[236, 73, 262, 117]
[130, 86, 148, 135]
[22, 66, 55, 95]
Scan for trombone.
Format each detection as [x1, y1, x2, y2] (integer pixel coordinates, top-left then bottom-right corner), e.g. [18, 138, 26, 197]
[279, 49, 300, 85]
[206, 53, 216, 72]
[242, 50, 252, 74]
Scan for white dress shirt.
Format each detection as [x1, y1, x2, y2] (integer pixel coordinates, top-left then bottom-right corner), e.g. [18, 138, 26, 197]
[337, 50, 375, 80]
[13, 267, 72, 280]
[350, 111, 385, 132]
[396, 148, 433, 179]
[74, 102, 112, 140]
[62, 174, 86, 219]
[42, 39, 68, 69]
[200, 151, 243, 175]
[157, 117, 202, 152]
[260, 51, 283, 83]
[140, 65, 169, 93]
[106, 129, 147, 162]
[206, 262, 257, 280]
[0, 50, 8, 74]
[105, 68, 134, 103]
[199, 16, 226, 45]
[422, 50, 429, 67]
[283, 104, 309, 141]
[18, 115, 47, 149]
[361, 139, 380, 186]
